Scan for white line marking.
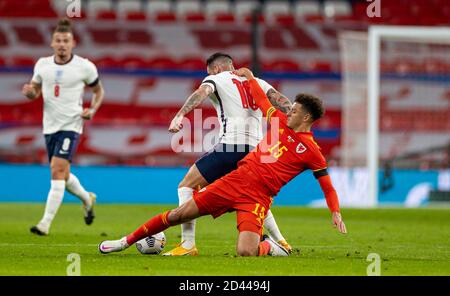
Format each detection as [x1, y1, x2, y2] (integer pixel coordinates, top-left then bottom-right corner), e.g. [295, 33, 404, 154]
[0, 243, 98, 247]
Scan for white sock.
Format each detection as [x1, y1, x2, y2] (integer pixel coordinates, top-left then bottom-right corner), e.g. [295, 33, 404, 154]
[178, 187, 195, 249]
[66, 173, 91, 207]
[264, 210, 285, 242]
[39, 180, 65, 228]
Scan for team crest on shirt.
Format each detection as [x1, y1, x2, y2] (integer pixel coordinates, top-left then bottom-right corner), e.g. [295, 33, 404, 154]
[55, 69, 63, 83]
[296, 143, 307, 154]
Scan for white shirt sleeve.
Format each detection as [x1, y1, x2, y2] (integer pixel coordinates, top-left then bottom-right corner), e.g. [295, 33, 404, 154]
[31, 59, 43, 84]
[83, 59, 99, 86]
[255, 78, 274, 94]
[201, 75, 216, 92]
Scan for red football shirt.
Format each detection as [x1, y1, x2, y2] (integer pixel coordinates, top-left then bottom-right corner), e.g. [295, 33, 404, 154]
[208, 77, 339, 213]
[238, 109, 327, 196]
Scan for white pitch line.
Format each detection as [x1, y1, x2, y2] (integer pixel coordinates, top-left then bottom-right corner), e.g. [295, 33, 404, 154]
[0, 243, 98, 247]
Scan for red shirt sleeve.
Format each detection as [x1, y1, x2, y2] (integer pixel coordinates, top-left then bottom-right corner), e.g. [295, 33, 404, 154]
[248, 78, 284, 125]
[309, 144, 327, 168]
[308, 149, 338, 212]
[318, 175, 340, 213]
[248, 79, 274, 116]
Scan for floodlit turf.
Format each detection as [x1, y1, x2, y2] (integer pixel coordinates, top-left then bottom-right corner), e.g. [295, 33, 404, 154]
[0, 203, 449, 275]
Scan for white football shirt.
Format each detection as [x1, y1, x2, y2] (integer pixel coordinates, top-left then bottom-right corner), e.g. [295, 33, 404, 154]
[31, 54, 99, 134]
[201, 71, 273, 147]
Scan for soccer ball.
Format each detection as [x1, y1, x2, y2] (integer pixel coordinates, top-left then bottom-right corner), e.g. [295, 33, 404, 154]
[135, 232, 166, 255]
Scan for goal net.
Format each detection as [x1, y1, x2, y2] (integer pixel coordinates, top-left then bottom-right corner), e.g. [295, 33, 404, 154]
[339, 26, 450, 206]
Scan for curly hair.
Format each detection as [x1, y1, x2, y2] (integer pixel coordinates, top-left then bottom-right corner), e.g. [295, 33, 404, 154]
[294, 93, 324, 121]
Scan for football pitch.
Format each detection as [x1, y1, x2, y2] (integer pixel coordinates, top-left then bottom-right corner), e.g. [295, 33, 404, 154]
[0, 203, 449, 276]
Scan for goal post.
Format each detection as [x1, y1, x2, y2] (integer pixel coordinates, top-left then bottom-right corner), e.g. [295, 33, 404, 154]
[340, 25, 450, 207]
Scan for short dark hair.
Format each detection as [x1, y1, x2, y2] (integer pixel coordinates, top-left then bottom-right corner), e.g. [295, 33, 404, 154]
[206, 52, 233, 67]
[295, 93, 324, 122]
[54, 18, 73, 34]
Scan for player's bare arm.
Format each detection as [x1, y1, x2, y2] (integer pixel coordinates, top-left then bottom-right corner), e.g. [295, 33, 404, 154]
[22, 82, 42, 100]
[81, 81, 104, 120]
[266, 89, 292, 114]
[169, 84, 213, 133]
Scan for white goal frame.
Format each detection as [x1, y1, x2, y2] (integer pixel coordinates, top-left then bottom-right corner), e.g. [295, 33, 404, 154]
[367, 25, 450, 206]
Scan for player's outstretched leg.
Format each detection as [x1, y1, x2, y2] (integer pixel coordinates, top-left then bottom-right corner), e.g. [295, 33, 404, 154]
[99, 210, 172, 254]
[30, 180, 65, 236]
[65, 173, 96, 225]
[99, 199, 203, 254]
[162, 187, 198, 256]
[264, 210, 292, 253]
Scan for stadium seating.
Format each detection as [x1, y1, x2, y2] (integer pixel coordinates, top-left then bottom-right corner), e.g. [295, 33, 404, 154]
[0, 0, 449, 25]
[264, 1, 291, 22]
[117, 0, 142, 19]
[13, 26, 46, 45]
[0, 0, 449, 165]
[146, 0, 174, 21]
[0, 28, 8, 46]
[0, 0, 57, 18]
[175, 0, 202, 21]
[205, 0, 231, 17]
[86, 0, 112, 19]
[323, 0, 352, 18]
[234, 0, 260, 20]
[293, 1, 321, 19]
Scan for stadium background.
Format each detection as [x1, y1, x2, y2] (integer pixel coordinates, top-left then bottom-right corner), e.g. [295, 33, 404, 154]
[0, 0, 449, 207]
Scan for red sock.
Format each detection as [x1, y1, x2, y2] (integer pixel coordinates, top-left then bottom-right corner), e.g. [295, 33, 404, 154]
[126, 210, 171, 245]
[258, 241, 271, 256]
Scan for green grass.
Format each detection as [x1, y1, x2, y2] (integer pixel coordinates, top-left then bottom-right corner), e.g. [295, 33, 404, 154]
[0, 203, 449, 275]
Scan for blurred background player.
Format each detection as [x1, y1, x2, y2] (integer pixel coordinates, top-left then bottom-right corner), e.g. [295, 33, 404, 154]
[165, 52, 293, 255]
[22, 18, 105, 235]
[99, 67, 346, 257]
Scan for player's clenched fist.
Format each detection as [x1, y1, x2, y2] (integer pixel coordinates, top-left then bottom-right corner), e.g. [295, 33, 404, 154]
[22, 83, 38, 100]
[81, 108, 96, 120]
[233, 67, 255, 80]
[169, 115, 184, 133]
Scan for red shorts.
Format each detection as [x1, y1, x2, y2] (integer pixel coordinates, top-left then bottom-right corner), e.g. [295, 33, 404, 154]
[193, 167, 273, 236]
